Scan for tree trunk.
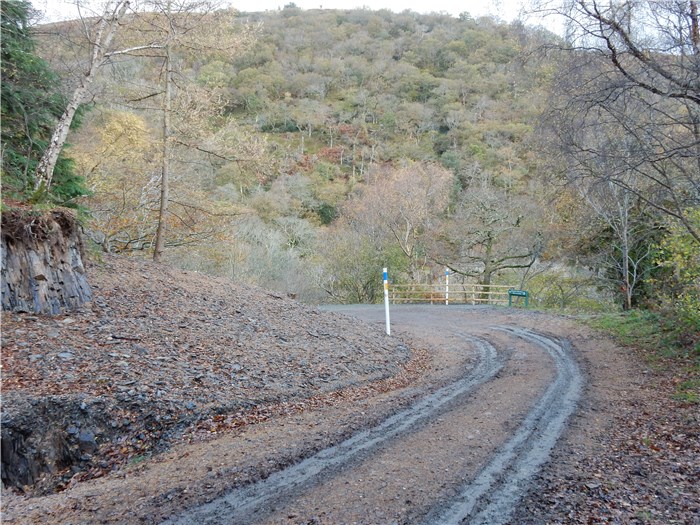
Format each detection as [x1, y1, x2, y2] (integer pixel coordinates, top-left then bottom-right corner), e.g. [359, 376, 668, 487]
[691, 0, 699, 51]
[620, 235, 633, 310]
[153, 43, 172, 263]
[33, 1, 131, 194]
[479, 238, 494, 301]
[33, 86, 88, 194]
[618, 188, 633, 310]
[621, 249, 632, 310]
[1, 209, 92, 314]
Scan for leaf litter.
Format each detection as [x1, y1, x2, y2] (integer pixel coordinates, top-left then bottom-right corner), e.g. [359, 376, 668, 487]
[1, 254, 413, 495]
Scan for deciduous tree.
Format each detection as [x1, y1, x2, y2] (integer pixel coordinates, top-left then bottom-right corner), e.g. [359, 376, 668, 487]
[358, 162, 453, 280]
[578, 177, 659, 310]
[70, 109, 158, 251]
[118, 0, 258, 261]
[429, 184, 543, 288]
[32, 0, 258, 261]
[32, 0, 131, 196]
[535, 0, 700, 244]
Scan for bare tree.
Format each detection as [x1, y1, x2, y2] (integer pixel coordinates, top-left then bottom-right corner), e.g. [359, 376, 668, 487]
[429, 185, 543, 288]
[534, 0, 700, 244]
[311, 163, 452, 302]
[578, 177, 657, 309]
[153, 34, 172, 263]
[357, 162, 453, 280]
[101, 0, 258, 261]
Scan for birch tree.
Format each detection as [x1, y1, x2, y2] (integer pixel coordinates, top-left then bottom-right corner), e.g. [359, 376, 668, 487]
[34, 0, 258, 260]
[32, 0, 131, 195]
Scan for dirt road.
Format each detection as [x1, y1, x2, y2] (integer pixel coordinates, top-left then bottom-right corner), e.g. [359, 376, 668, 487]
[4, 256, 696, 525]
[161, 305, 582, 525]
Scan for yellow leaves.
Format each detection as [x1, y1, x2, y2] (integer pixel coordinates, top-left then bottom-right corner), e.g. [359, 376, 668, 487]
[98, 111, 150, 149]
[72, 110, 156, 187]
[657, 207, 700, 285]
[68, 109, 160, 248]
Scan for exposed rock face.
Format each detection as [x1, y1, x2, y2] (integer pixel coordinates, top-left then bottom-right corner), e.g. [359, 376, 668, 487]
[1, 394, 105, 493]
[1, 208, 92, 314]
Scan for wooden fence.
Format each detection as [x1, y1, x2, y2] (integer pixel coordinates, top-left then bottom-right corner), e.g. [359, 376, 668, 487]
[388, 283, 516, 305]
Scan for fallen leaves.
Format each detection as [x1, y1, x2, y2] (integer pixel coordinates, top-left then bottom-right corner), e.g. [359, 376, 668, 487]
[2, 254, 413, 494]
[512, 342, 700, 525]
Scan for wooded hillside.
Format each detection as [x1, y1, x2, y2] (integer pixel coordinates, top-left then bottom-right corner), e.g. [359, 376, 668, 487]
[4, 2, 698, 340]
[30, 6, 554, 298]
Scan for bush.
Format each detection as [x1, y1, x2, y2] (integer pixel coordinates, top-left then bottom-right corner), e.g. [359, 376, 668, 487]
[523, 269, 613, 312]
[652, 209, 700, 357]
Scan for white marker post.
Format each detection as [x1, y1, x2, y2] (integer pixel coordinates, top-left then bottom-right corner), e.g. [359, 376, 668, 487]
[445, 267, 449, 306]
[383, 267, 391, 335]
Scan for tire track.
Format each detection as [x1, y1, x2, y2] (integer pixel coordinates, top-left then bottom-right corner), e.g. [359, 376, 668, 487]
[164, 334, 503, 525]
[422, 326, 582, 525]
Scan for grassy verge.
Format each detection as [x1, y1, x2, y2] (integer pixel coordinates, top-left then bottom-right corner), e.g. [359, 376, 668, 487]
[584, 310, 699, 404]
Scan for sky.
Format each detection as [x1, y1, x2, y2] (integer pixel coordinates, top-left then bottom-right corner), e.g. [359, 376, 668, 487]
[36, 0, 532, 25]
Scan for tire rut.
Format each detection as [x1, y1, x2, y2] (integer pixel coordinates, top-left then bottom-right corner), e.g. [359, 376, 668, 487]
[164, 334, 503, 525]
[423, 326, 582, 525]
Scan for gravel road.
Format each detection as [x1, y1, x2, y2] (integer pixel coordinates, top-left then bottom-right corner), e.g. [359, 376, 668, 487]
[164, 305, 583, 525]
[6, 301, 695, 525]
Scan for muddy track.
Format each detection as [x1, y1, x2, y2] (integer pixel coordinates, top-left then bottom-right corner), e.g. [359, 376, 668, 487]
[165, 310, 583, 525]
[423, 327, 582, 525]
[164, 334, 502, 524]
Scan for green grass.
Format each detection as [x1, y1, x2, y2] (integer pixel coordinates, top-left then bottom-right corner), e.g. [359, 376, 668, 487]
[673, 378, 700, 404]
[586, 310, 665, 349]
[585, 310, 699, 404]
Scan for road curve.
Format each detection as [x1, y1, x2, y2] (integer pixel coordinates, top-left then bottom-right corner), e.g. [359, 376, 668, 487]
[165, 306, 583, 525]
[422, 326, 582, 525]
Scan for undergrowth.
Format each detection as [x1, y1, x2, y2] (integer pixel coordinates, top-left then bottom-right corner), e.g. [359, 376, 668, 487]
[585, 310, 699, 404]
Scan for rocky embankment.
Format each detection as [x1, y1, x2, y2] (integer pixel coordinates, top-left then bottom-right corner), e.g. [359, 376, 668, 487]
[1, 254, 408, 494]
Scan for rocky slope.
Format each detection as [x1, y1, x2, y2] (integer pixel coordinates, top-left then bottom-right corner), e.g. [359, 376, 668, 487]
[1, 254, 408, 494]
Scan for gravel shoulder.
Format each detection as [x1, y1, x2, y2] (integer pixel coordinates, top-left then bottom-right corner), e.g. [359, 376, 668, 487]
[1, 257, 698, 524]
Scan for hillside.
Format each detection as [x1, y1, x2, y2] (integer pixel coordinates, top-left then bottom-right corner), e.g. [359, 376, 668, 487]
[31, 7, 562, 304]
[6, 2, 696, 317]
[1, 254, 413, 494]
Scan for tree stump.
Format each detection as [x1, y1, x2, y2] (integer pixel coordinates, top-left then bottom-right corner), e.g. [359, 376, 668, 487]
[1, 208, 92, 314]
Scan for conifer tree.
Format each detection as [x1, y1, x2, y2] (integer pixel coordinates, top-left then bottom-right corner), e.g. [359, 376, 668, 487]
[0, 0, 87, 205]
